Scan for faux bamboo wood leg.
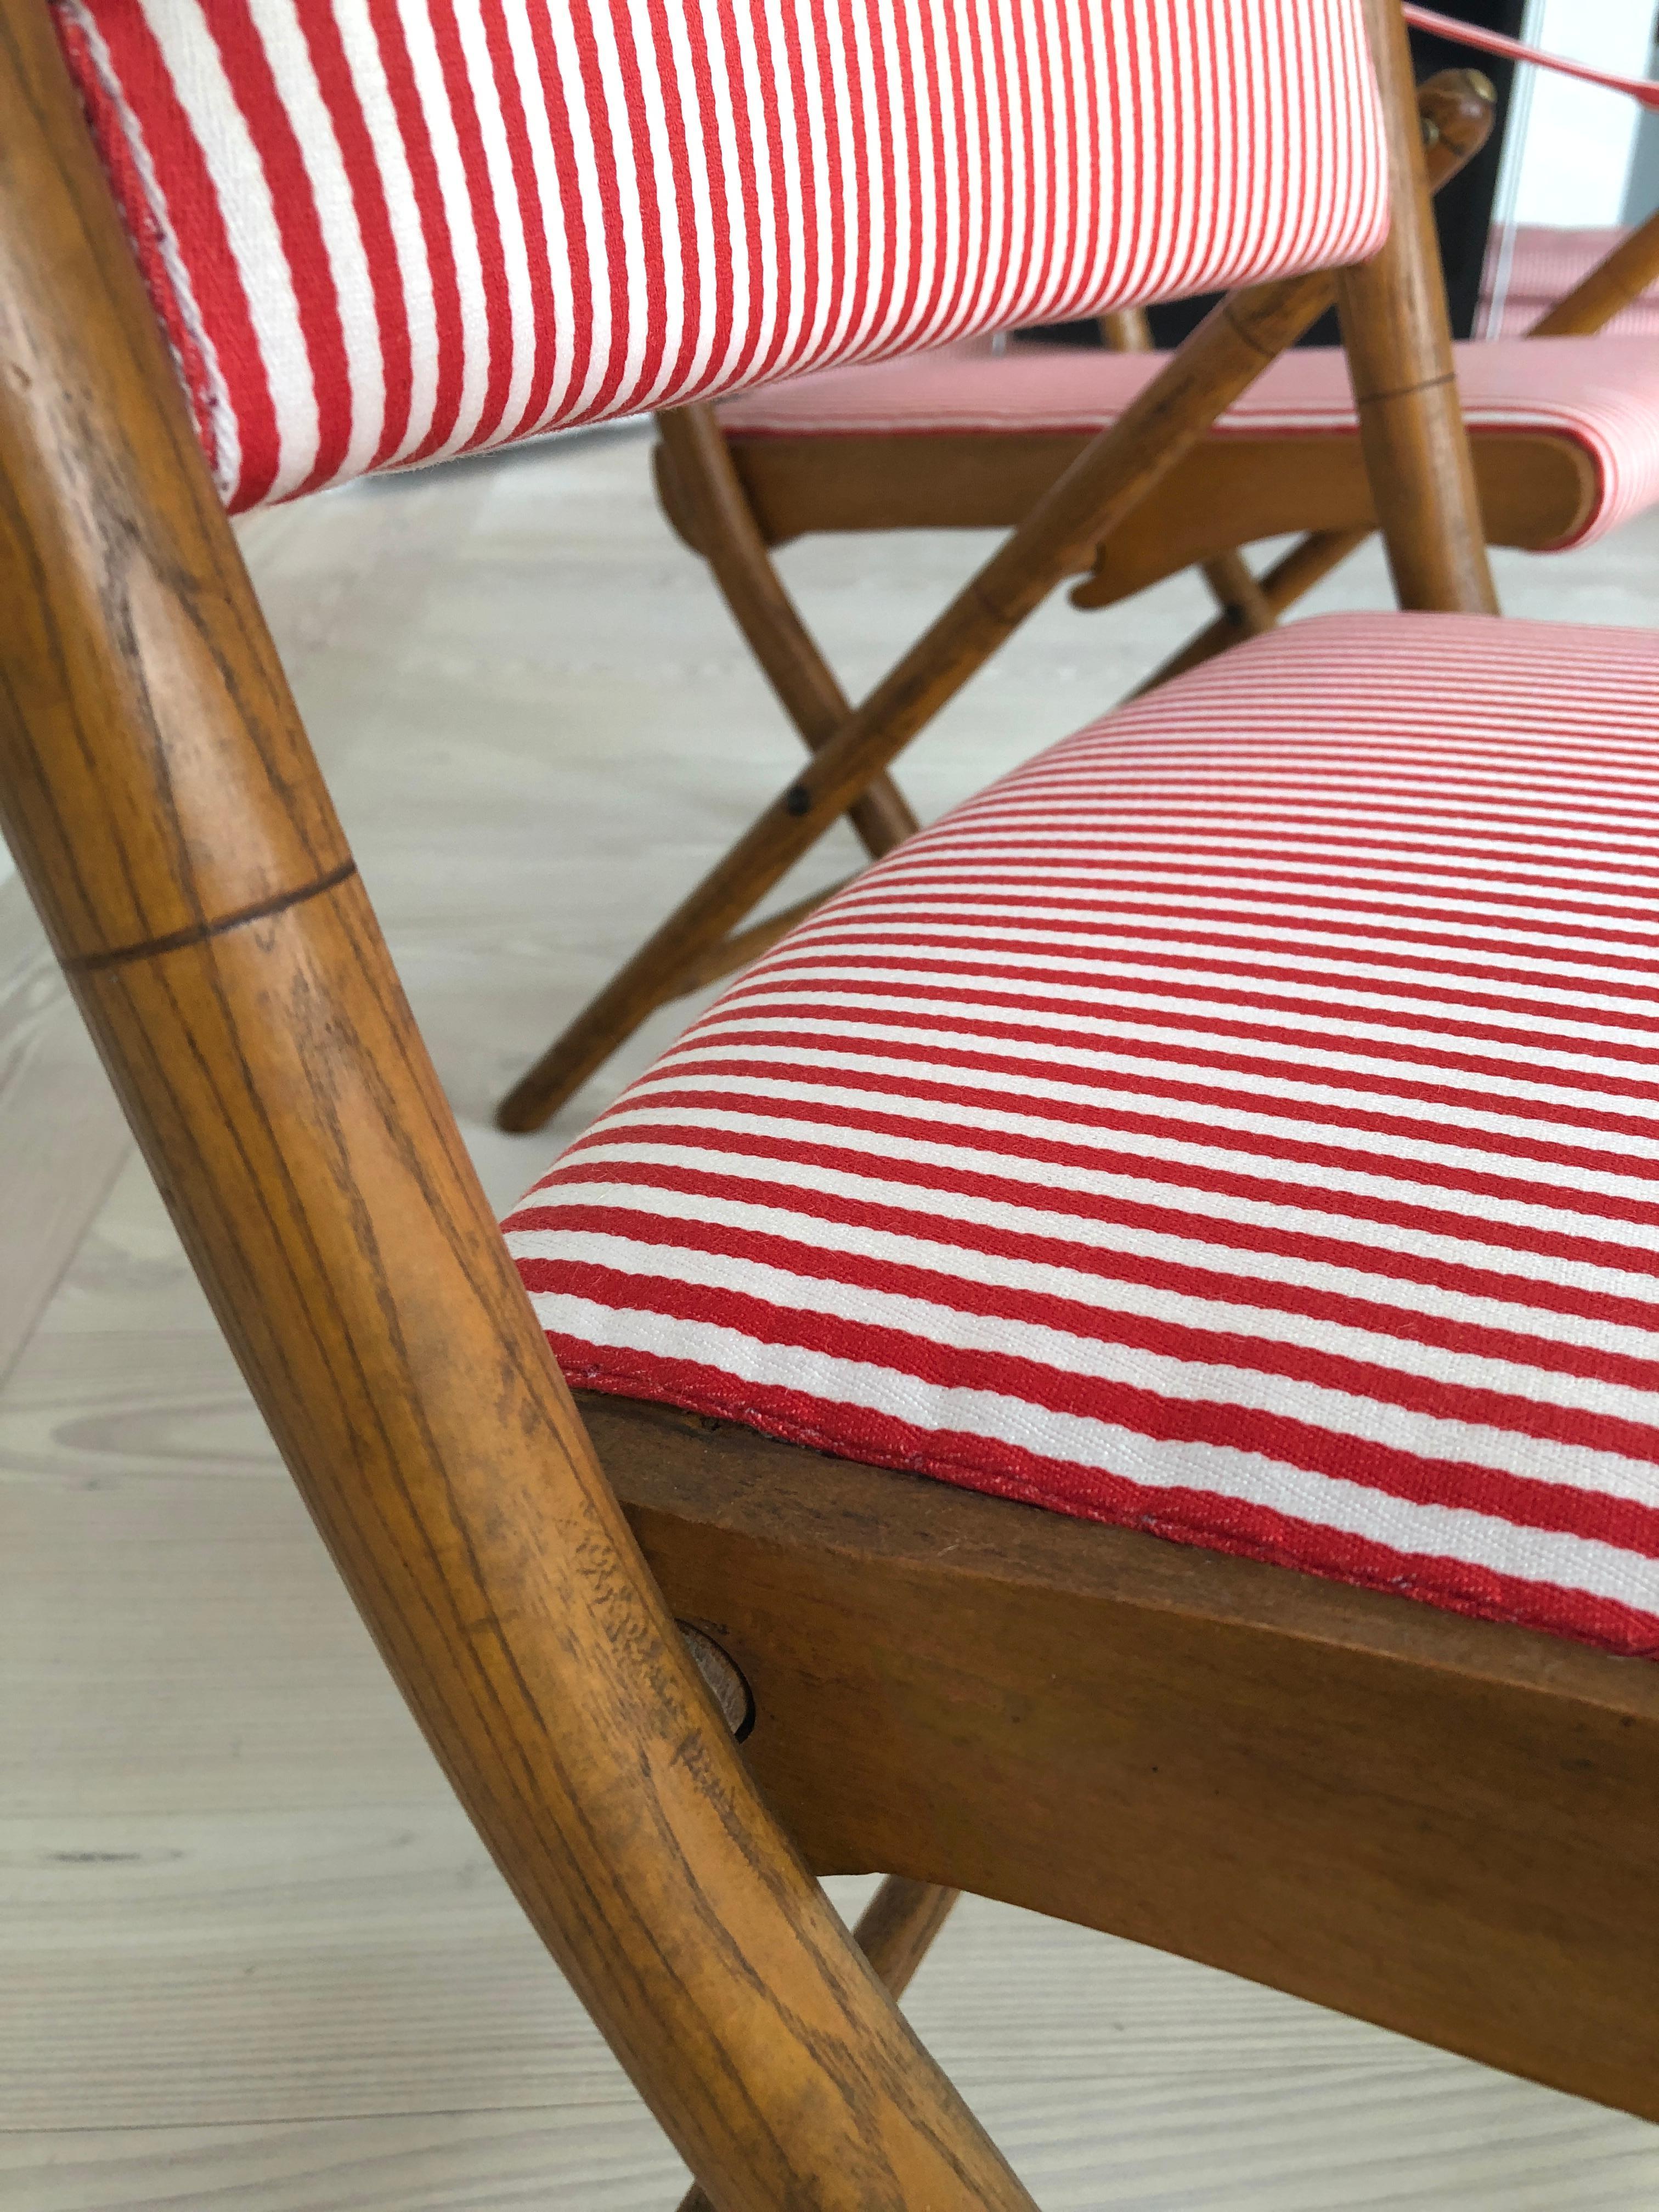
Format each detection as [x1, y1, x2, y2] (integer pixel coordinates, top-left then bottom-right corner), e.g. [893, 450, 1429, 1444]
[1338, 3, 1498, 614]
[495, 269, 1346, 1132]
[1101, 311, 1280, 650]
[657, 405, 918, 861]
[675, 1880, 962, 2212]
[1131, 527, 1372, 696]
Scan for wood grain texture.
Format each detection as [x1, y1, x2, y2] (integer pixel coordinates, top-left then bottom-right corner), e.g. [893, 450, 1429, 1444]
[587, 1392, 1659, 2129]
[12, 1145, 1659, 2204]
[0, 4, 1029, 2205]
[675, 1878, 963, 2212]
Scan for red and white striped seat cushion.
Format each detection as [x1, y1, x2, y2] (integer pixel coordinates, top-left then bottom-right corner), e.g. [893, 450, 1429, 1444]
[51, 0, 1386, 514]
[505, 612, 1659, 1661]
[715, 334, 1659, 550]
[1481, 225, 1659, 340]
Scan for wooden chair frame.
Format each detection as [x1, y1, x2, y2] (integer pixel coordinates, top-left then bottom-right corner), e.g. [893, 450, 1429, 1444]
[9, 0, 1658, 2204]
[493, 63, 1501, 1134]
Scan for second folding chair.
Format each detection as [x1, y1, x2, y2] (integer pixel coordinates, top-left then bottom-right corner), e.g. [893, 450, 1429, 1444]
[494, 21, 1659, 1134]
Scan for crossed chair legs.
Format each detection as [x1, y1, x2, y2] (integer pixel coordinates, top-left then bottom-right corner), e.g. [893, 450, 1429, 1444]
[493, 73, 1503, 1138]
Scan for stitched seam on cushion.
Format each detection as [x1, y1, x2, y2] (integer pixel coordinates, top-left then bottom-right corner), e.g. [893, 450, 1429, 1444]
[52, 0, 241, 500]
[556, 1353, 1659, 1662]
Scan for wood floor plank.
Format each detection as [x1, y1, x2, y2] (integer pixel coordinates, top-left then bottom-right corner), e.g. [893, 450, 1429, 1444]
[6, 1912, 1659, 2211]
[0, 877, 130, 1386]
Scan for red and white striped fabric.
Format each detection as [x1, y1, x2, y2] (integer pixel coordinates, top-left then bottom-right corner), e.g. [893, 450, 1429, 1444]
[715, 334, 1659, 549]
[52, 0, 1387, 515]
[505, 612, 1659, 1661]
[1480, 226, 1659, 340]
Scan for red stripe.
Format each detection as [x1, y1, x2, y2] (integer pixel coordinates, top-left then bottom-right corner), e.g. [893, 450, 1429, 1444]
[475, 0, 554, 446]
[697, 995, 1659, 1138]
[710, 0, 766, 391]
[517, 0, 594, 424]
[599, 0, 669, 403]
[549, 1342, 1659, 1661]
[826, 878, 1659, 964]
[424, 0, 512, 450]
[628, 1040, 1659, 1237]
[528, 1125, 1659, 1332]
[558, 1074, 1659, 1286]
[739, 943, 1659, 1043]
[758, 921, 1659, 1008]
[207, 0, 353, 495]
[364, 0, 465, 459]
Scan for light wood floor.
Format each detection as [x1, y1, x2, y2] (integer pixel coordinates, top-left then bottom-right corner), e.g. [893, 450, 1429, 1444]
[7, 427, 1659, 2209]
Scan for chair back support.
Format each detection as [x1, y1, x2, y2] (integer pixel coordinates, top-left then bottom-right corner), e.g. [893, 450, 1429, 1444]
[0, 0, 1484, 2203]
[54, 0, 1387, 507]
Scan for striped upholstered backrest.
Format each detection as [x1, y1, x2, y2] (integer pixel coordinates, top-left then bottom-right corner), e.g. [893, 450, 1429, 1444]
[52, 0, 1389, 512]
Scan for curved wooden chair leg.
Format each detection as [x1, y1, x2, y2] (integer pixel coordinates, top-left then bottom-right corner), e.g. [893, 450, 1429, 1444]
[0, 9, 1035, 2208]
[675, 1880, 962, 2212]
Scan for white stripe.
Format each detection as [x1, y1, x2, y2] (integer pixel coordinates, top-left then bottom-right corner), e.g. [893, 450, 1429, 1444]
[391, 0, 490, 456]
[515, 1172, 1659, 1417]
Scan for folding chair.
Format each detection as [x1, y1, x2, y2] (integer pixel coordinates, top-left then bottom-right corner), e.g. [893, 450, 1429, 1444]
[8, 5, 1659, 2212]
[491, 7, 1659, 1136]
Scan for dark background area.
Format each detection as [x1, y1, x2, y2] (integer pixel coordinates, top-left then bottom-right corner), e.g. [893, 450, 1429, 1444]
[1025, 0, 1529, 350]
